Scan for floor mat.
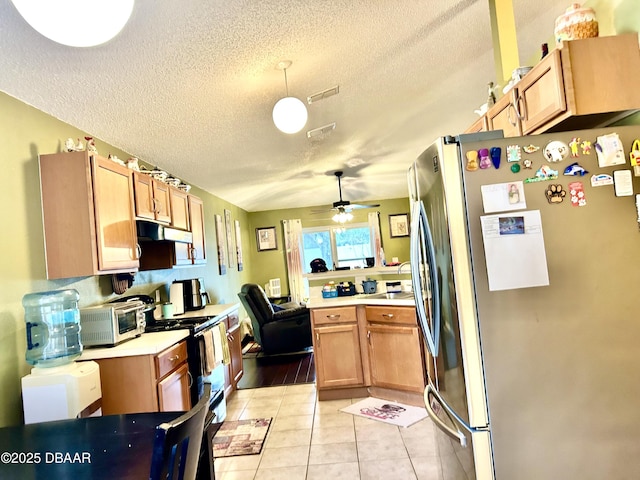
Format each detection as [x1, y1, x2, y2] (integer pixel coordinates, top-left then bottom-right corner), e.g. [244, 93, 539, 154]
[212, 418, 272, 457]
[242, 341, 262, 356]
[340, 397, 428, 428]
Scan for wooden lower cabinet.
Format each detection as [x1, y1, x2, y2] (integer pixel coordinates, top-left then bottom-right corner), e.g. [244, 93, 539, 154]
[314, 323, 364, 389]
[89, 340, 191, 414]
[223, 313, 244, 397]
[311, 304, 425, 397]
[367, 324, 424, 393]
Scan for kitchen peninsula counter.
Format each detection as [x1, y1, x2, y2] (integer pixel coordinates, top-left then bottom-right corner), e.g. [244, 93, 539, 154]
[307, 293, 415, 308]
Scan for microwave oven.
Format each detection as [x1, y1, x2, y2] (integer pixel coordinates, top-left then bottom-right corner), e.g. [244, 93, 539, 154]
[80, 301, 146, 347]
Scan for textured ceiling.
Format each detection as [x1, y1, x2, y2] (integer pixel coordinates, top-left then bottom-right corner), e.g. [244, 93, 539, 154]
[0, 0, 568, 212]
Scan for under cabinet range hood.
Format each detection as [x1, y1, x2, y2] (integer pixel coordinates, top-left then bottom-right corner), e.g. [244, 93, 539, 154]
[136, 220, 193, 243]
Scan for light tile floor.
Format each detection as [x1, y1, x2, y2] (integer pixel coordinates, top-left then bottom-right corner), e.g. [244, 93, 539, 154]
[215, 384, 450, 480]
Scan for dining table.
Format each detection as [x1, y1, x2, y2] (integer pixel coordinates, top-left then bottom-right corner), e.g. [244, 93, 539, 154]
[0, 411, 180, 480]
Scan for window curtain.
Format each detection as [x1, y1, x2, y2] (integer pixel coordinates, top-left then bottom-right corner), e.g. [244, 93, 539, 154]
[282, 219, 306, 304]
[368, 211, 383, 266]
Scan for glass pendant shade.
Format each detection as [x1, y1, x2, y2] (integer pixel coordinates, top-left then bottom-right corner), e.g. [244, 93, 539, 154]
[272, 96, 308, 134]
[332, 211, 353, 224]
[11, 0, 134, 47]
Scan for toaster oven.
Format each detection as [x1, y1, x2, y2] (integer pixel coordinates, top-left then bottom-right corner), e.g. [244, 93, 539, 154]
[80, 301, 146, 347]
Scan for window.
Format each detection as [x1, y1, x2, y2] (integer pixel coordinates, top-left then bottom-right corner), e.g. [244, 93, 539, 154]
[301, 223, 373, 273]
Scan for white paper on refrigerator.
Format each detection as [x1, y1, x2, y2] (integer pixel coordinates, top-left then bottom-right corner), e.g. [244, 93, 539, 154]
[480, 210, 549, 291]
[480, 181, 526, 213]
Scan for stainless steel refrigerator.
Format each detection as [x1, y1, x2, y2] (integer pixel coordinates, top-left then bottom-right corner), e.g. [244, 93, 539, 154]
[408, 124, 640, 479]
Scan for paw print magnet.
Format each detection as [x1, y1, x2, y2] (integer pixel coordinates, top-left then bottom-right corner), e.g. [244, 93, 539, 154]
[569, 181, 586, 207]
[545, 184, 566, 204]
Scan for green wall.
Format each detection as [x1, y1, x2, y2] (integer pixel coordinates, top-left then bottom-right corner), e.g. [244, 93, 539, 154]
[0, 91, 253, 426]
[246, 198, 412, 294]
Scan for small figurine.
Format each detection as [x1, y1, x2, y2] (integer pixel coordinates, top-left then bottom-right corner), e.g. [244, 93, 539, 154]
[85, 136, 97, 154]
[75, 138, 84, 151]
[569, 137, 580, 157]
[126, 157, 141, 171]
[64, 138, 75, 152]
[487, 81, 497, 107]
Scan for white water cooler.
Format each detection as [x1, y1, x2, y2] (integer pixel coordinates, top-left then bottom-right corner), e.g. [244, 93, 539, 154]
[21, 361, 102, 424]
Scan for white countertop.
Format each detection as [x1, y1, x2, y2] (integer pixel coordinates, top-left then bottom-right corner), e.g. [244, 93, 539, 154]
[167, 302, 239, 320]
[307, 293, 415, 308]
[78, 330, 190, 360]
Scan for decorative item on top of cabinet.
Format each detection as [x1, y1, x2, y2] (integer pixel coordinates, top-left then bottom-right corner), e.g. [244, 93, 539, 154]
[39, 151, 139, 279]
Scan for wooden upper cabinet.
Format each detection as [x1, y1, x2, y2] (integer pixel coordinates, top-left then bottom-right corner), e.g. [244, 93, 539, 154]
[472, 34, 640, 136]
[133, 172, 171, 224]
[464, 115, 488, 134]
[487, 89, 521, 137]
[39, 151, 139, 279]
[169, 187, 190, 230]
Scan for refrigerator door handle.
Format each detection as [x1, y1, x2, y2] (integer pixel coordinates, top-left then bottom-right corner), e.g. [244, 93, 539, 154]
[424, 383, 468, 447]
[410, 200, 441, 356]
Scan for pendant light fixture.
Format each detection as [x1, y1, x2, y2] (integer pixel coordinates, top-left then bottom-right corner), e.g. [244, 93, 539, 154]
[332, 208, 353, 224]
[10, 0, 134, 47]
[272, 60, 308, 134]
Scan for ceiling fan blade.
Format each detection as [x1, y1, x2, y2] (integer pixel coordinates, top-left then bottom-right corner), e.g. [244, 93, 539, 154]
[348, 203, 381, 209]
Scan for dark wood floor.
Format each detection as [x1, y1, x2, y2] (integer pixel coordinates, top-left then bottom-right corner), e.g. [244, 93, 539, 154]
[237, 350, 315, 389]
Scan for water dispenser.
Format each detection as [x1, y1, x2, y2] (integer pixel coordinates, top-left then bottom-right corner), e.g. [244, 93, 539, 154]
[21, 289, 102, 423]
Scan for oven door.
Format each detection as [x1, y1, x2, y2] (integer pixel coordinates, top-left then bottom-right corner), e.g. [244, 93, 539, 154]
[115, 304, 143, 335]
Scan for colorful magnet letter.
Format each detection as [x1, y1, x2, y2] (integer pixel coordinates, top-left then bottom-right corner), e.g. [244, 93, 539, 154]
[545, 184, 566, 204]
[569, 137, 580, 157]
[523, 144, 540, 154]
[563, 162, 588, 176]
[478, 148, 491, 169]
[569, 181, 586, 207]
[465, 150, 479, 171]
[490, 147, 501, 169]
[507, 145, 521, 162]
[580, 140, 592, 155]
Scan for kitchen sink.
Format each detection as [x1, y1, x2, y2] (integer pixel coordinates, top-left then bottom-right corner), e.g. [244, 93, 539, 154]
[363, 291, 415, 300]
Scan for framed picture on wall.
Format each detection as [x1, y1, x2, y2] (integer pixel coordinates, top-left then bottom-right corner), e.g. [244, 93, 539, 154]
[215, 214, 227, 275]
[256, 226, 277, 251]
[389, 213, 410, 238]
[224, 209, 236, 269]
[235, 219, 244, 271]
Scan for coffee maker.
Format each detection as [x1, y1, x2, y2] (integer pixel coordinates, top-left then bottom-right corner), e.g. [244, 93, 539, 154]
[169, 278, 209, 314]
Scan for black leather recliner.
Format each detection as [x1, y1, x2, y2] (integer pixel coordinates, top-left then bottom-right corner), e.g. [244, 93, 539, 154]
[237, 283, 312, 355]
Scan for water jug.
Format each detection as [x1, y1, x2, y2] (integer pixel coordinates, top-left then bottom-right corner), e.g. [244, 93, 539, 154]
[23, 289, 83, 367]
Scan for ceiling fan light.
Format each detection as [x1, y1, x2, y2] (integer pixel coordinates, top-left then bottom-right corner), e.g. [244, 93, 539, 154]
[272, 96, 308, 134]
[11, 0, 134, 47]
[332, 211, 353, 224]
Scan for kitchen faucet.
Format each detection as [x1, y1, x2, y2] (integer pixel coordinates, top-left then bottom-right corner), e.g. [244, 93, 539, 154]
[397, 261, 411, 274]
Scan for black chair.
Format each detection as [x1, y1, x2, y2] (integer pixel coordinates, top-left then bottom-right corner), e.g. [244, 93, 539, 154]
[238, 283, 312, 355]
[149, 384, 211, 480]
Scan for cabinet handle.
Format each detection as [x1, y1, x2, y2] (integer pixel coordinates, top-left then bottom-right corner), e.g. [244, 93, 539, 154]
[326, 314, 340, 319]
[507, 103, 517, 126]
[382, 313, 394, 318]
[367, 330, 371, 345]
[169, 355, 180, 362]
[516, 94, 526, 121]
[135, 243, 142, 260]
[190, 247, 197, 260]
[315, 332, 320, 345]
[152, 198, 158, 213]
[187, 371, 193, 388]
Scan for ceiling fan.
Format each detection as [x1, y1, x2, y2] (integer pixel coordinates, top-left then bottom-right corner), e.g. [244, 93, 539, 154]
[313, 171, 380, 219]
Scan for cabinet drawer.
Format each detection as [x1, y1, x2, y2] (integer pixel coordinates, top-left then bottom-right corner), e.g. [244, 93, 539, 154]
[312, 306, 357, 326]
[155, 341, 188, 379]
[227, 313, 239, 329]
[365, 306, 417, 325]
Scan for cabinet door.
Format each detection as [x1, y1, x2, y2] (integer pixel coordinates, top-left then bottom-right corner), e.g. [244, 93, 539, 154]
[487, 91, 521, 137]
[516, 50, 566, 134]
[314, 324, 364, 389]
[188, 195, 206, 264]
[228, 323, 244, 387]
[158, 362, 191, 412]
[367, 324, 425, 393]
[152, 181, 172, 224]
[169, 187, 190, 230]
[464, 115, 487, 133]
[92, 157, 139, 271]
[132, 172, 155, 220]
